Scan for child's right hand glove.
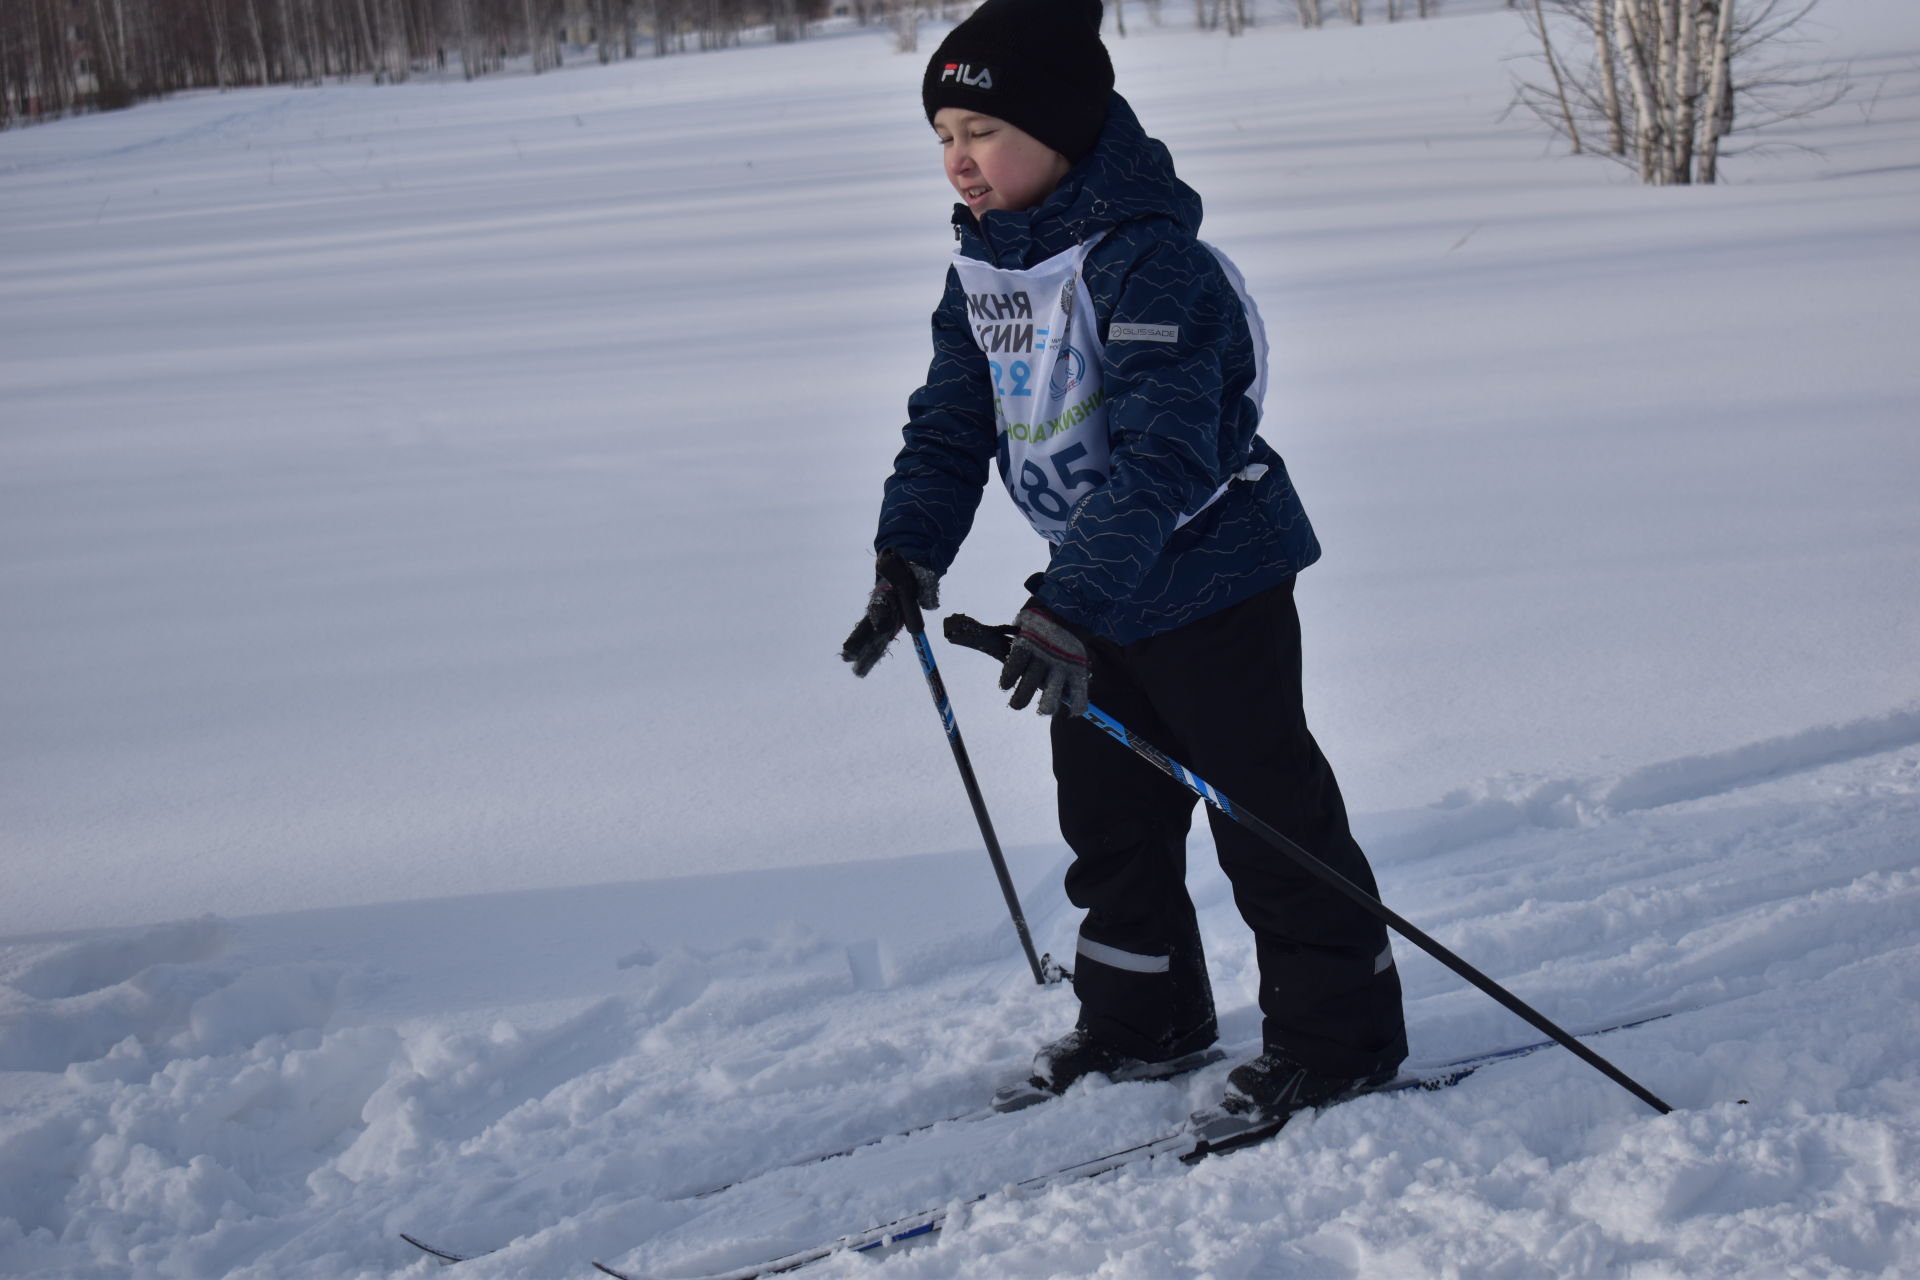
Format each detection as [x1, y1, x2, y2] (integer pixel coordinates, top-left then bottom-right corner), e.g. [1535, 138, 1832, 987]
[841, 552, 940, 677]
[999, 601, 1092, 718]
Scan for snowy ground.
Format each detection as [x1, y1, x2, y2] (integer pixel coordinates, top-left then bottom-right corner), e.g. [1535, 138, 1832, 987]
[3, 0, 1918, 1276]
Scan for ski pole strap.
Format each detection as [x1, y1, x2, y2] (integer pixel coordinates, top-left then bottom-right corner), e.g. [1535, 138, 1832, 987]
[945, 612, 1018, 663]
[941, 612, 1673, 1116]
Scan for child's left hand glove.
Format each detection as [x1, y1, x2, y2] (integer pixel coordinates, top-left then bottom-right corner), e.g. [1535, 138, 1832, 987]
[841, 553, 940, 678]
[999, 601, 1092, 718]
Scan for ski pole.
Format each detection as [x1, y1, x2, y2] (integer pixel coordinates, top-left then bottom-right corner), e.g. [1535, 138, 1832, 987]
[942, 611, 1672, 1116]
[877, 552, 1064, 986]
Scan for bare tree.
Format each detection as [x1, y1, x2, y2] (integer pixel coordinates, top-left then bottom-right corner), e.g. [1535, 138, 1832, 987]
[769, 0, 801, 41]
[1531, 0, 1581, 151]
[1516, 0, 1847, 184]
[885, 0, 915, 53]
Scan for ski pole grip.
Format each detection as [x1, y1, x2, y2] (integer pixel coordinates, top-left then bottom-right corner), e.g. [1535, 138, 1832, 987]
[944, 613, 1016, 662]
[876, 548, 926, 635]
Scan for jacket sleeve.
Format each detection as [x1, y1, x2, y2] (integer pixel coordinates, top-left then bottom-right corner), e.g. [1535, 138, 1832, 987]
[1035, 237, 1249, 630]
[873, 266, 998, 575]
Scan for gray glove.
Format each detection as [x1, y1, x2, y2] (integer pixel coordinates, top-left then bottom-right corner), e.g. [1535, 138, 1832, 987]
[841, 555, 940, 678]
[999, 600, 1092, 717]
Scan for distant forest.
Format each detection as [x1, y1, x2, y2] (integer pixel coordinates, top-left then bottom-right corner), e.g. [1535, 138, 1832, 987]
[2, 1, 1447, 129]
[1, 0, 909, 126]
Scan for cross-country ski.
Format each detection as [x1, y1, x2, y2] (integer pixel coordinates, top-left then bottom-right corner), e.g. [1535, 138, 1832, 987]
[588, 1016, 1674, 1280]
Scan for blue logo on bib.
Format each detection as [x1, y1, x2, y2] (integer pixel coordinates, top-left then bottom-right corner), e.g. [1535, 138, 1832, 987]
[1050, 345, 1086, 399]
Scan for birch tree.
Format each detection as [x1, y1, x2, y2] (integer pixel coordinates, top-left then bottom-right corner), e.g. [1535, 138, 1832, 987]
[1516, 0, 1846, 184]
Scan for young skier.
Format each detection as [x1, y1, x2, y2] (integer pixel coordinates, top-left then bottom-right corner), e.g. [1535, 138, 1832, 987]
[843, 0, 1408, 1123]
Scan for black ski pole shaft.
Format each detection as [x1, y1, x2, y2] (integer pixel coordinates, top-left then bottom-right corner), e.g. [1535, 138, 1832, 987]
[879, 553, 1054, 986]
[942, 612, 1671, 1115]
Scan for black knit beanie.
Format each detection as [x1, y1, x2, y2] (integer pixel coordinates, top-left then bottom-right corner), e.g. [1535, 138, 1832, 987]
[922, 0, 1114, 163]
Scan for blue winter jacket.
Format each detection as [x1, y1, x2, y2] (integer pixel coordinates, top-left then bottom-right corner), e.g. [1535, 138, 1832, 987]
[875, 94, 1321, 645]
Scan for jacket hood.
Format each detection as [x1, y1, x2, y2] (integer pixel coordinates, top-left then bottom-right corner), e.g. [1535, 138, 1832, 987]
[954, 93, 1204, 268]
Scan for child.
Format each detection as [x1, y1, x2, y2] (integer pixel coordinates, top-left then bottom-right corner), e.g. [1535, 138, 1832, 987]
[842, 0, 1407, 1123]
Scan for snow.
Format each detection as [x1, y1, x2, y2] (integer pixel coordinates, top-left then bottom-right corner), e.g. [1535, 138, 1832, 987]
[2, 0, 1917, 1276]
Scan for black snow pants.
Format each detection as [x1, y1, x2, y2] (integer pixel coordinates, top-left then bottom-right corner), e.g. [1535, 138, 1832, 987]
[1051, 577, 1409, 1080]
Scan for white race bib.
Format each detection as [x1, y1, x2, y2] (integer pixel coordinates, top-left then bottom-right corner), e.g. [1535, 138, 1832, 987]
[952, 237, 1111, 543]
[953, 237, 1261, 544]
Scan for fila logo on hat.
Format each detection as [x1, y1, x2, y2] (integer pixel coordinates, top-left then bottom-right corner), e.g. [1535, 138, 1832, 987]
[940, 62, 994, 89]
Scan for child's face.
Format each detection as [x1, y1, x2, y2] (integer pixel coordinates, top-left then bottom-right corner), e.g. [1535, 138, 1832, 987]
[933, 108, 1072, 216]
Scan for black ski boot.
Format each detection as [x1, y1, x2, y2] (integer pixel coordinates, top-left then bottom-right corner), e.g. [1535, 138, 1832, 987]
[993, 1025, 1226, 1112]
[1220, 1051, 1397, 1122]
[1186, 1053, 1403, 1158]
[1030, 1026, 1142, 1092]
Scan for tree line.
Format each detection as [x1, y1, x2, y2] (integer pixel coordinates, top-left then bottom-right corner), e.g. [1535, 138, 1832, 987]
[6, 0, 1842, 173]
[1, 0, 839, 125]
[1279, 0, 1437, 26]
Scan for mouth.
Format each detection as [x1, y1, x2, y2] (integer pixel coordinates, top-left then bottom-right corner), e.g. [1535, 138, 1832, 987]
[963, 184, 992, 203]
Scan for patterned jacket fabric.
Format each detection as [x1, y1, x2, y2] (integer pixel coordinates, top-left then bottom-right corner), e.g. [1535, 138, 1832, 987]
[875, 93, 1321, 645]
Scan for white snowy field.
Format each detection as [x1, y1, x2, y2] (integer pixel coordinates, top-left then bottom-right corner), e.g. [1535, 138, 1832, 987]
[2, 0, 1918, 1276]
